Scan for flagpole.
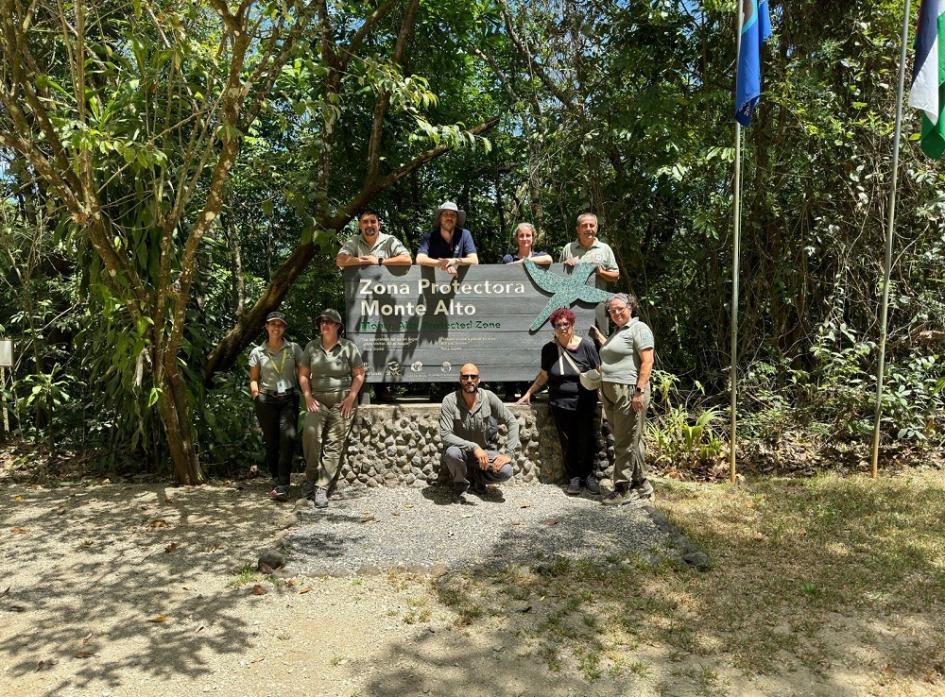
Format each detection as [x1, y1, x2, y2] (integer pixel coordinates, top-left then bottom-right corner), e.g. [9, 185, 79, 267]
[729, 2, 746, 484]
[870, 0, 912, 479]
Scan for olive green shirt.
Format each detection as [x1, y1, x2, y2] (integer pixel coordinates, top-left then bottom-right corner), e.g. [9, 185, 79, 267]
[439, 388, 521, 456]
[599, 318, 655, 385]
[301, 338, 364, 393]
[248, 341, 303, 393]
[559, 239, 619, 272]
[338, 232, 409, 261]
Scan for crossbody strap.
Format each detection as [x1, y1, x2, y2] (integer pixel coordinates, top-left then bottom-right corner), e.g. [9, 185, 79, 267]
[556, 340, 583, 375]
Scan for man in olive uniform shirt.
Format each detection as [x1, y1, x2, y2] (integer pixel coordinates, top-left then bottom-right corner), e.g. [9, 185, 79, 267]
[335, 208, 412, 268]
[439, 363, 520, 503]
[560, 212, 620, 283]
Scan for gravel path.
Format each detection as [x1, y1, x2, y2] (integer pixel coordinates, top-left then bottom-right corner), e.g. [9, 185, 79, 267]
[285, 483, 673, 575]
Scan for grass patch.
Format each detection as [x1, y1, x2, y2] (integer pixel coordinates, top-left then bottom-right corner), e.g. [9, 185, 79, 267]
[432, 470, 945, 689]
[228, 564, 262, 588]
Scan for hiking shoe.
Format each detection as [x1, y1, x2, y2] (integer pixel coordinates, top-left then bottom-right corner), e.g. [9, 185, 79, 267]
[268, 486, 288, 502]
[300, 479, 315, 500]
[450, 482, 469, 504]
[602, 484, 631, 506]
[566, 477, 582, 495]
[313, 487, 329, 509]
[628, 479, 655, 501]
[584, 474, 601, 495]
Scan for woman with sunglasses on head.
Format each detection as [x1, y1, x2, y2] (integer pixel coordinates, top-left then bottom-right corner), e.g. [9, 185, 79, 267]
[589, 293, 655, 505]
[297, 308, 365, 509]
[517, 307, 602, 495]
[501, 222, 553, 266]
[248, 311, 304, 502]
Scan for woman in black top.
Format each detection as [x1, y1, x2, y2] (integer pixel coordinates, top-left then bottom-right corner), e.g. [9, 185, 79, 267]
[517, 307, 602, 495]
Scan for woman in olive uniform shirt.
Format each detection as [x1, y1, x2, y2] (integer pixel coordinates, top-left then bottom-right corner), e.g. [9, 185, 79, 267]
[248, 311, 303, 501]
[297, 308, 365, 508]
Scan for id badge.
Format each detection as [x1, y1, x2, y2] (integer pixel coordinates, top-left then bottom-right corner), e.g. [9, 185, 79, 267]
[276, 380, 288, 394]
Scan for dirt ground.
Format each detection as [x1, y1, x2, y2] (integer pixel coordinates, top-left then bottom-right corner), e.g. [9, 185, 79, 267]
[1, 474, 943, 697]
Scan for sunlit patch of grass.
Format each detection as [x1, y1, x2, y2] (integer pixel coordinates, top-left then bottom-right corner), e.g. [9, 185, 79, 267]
[431, 470, 945, 688]
[228, 564, 262, 587]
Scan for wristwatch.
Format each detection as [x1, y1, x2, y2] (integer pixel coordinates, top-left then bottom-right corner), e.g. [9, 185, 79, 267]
[634, 385, 644, 395]
[377, 258, 383, 266]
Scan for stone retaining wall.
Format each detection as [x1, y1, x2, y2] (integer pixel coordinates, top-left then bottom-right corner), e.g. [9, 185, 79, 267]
[332, 403, 616, 491]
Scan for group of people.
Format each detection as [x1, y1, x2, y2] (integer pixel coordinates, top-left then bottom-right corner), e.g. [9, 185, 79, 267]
[249, 308, 364, 507]
[335, 201, 620, 282]
[248, 202, 656, 507]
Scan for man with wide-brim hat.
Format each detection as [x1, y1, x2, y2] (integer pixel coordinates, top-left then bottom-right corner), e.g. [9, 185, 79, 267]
[416, 201, 478, 276]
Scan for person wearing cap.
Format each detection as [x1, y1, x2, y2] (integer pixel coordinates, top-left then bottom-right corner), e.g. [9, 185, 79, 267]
[589, 293, 655, 505]
[297, 308, 365, 508]
[501, 222, 553, 265]
[439, 363, 520, 503]
[416, 201, 478, 276]
[560, 213, 620, 283]
[248, 311, 304, 501]
[335, 208, 412, 268]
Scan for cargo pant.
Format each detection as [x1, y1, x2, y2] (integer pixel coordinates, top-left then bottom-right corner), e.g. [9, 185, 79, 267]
[600, 382, 649, 486]
[302, 390, 355, 490]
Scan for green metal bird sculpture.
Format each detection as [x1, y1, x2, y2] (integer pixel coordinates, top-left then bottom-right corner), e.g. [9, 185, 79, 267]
[523, 259, 614, 331]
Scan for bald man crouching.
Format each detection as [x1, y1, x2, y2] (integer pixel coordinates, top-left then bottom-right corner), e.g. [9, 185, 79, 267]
[439, 363, 521, 503]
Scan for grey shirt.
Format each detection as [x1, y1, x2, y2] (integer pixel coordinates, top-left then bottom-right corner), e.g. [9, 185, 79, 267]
[300, 338, 364, 393]
[338, 232, 409, 261]
[249, 341, 304, 392]
[439, 388, 521, 456]
[599, 318, 655, 385]
[559, 239, 619, 272]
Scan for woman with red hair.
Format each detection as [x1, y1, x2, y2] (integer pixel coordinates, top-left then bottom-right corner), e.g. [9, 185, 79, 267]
[517, 307, 602, 495]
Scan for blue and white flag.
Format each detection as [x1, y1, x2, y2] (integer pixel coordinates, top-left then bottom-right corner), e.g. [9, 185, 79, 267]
[735, 0, 773, 127]
[908, 0, 945, 158]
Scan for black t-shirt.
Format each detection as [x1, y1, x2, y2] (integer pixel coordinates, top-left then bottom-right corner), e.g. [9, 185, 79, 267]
[540, 338, 601, 410]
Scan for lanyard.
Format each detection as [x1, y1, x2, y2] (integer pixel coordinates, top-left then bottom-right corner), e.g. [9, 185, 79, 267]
[268, 346, 289, 376]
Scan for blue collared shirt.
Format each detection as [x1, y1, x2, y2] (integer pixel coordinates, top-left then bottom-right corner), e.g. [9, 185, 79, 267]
[417, 228, 477, 259]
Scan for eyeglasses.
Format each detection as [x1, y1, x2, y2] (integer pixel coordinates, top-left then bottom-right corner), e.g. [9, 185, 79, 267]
[460, 374, 480, 381]
[608, 306, 629, 315]
[553, 322, 572, 330]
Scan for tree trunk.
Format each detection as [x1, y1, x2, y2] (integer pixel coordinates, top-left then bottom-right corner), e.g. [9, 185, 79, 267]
[156, 354, 204, 485]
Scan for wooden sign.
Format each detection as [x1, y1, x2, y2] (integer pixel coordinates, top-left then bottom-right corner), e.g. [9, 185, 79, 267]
[343, 263, 612, 383]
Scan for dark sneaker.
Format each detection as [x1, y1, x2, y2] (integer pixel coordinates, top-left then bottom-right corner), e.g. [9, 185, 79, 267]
[584, 474, 601, 495]
[450, 482, 469, 504]
[300, 479, 315, 501]
[313, 487, 329, 509]
[628, 479, 655, 501]
[602, 484, 631, 506]
[268, 486, 288, 502]
[566, 477, 581, 495]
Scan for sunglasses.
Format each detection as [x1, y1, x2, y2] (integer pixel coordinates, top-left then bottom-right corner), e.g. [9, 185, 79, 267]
[460, 374, 480, 380]
[553, 322, 572, 329]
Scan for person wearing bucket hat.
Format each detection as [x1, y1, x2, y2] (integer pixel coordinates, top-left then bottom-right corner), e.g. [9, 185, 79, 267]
[517, 307, 602, 496]
[589, 293, 655, 506]
[560, 213, 620, 283]
[335, 208, 412, 268]
[297, 308, 365, 508]
[248, 311, 304, 502]
[416, 201, 478, 276]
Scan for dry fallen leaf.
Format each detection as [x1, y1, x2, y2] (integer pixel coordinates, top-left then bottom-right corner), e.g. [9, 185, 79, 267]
[146, 614, 170, 623]
[148, 519, 169, 529]
[250, 584, 267, 596]
[74, 650, 95, 659]
[35, 659, 56, 671]
[10, 527, 28, 535]
[13, 496, 22, 502]
[299, 587, 312, 594]
[542, 519, 558, 526]
[519, 504, 531, 509]
[285, 578, 297, 587]
[164, 542, 179, 553]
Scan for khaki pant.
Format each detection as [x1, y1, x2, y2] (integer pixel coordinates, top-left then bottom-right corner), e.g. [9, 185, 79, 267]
[302, 391, 355, 489]
[600, 382, 649, 486]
